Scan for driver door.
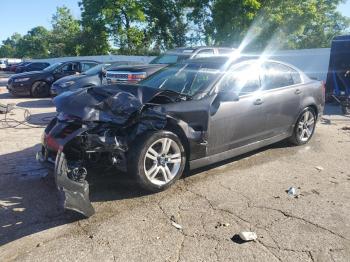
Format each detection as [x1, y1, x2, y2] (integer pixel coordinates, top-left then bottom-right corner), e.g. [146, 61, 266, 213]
[54, 62, 80, 80]
[207, 62, 268, 155]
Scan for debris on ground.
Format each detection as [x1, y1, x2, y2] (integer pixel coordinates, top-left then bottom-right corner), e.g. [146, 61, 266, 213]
[341, 126, 350, 131]
[315, 166, 324, 171]
[287, 186, 297, 197]
[170, 215, 182, 230]
[238, 232, 257, 242]
[215, 222, 230, 229]
[171, 221, 183, 230]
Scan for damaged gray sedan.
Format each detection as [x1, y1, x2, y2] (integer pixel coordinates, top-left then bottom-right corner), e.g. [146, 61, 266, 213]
[37, 56, 325, 217]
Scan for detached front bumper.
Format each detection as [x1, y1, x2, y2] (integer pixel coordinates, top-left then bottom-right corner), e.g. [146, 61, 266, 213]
[54, 151, 95, 217]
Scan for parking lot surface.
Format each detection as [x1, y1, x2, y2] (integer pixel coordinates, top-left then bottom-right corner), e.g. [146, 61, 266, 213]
[0, 82, 350, 261]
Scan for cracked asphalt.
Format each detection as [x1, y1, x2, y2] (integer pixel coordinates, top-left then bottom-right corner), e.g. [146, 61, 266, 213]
[1, 83, 350, 261]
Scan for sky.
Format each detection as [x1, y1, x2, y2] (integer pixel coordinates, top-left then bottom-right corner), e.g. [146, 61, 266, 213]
[0, 0, 81, 41]
[0, 0, 350, 42]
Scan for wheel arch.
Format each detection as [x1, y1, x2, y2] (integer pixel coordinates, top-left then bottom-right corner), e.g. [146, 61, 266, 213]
[164, 118, 191, 160]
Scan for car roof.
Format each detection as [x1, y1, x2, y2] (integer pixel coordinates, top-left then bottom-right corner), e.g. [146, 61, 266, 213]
[180, 54, 260, 67]
[61, 60, 100, 63]
[166, 46, 235, 54]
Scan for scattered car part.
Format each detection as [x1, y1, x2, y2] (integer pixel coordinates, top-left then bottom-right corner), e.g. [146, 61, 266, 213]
[238, 232, 257, 242]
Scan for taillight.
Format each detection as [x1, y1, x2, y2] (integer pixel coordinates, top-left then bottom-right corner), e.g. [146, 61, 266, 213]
[128, 72, 147, 81]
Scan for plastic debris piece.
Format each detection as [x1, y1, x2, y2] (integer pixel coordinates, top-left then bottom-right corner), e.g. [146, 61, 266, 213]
[287, 187, 296, 196]
[239, 232, 257, 242]
[171, 221, 183, 230]
[315, 166, 324, 171]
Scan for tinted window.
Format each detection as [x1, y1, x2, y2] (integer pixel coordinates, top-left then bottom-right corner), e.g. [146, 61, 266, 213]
[61, 62, 79, 72]
[81, 62, 98, 72]
[262, 63, 301, 90]
[219, 63, 261, 96]
[149, 54, 190, 64]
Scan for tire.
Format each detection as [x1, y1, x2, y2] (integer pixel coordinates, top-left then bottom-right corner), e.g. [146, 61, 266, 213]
[128, 130, 186, 192]
[289, 107, 317, 146]
[31, 81, 50, 98]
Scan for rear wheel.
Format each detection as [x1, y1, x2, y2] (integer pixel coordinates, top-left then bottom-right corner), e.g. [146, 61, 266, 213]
[128, 131, 186, 192]
[31, 81, 50, 98]
[289, 107, 316, 145]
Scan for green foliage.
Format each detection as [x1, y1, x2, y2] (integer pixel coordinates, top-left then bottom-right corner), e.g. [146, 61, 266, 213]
[16, 26, 51, 58]
[50, 6, 82, 57]
[0, 0, 349, 58]
[199, 0, 350, 51]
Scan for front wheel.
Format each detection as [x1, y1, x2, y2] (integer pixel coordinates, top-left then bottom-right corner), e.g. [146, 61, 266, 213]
[289, 107, 316, 145]
[128, 131, 186, 192]
[31, 81, 50, 98]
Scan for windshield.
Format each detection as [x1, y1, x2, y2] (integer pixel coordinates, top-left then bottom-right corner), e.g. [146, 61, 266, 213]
[43, 62, 63, 72]
[140, 63, 221, 97]
[149, 54, 191, 64]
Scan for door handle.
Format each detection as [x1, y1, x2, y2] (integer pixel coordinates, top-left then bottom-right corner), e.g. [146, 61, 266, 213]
[254, 98, 263, 105]
[295, 89, 302, 95]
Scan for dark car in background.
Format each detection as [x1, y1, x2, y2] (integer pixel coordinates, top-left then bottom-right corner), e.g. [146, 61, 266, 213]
[51, 61, 143, 95]
[105, 46, 235, 84]
[9, 61, 31, 72]
[37, 56, 324, 216]
[15, 62, 50, 73]
[7, 60, 99, 97]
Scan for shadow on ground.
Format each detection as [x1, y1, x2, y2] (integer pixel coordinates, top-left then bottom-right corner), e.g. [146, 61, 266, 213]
[26, 112, 56, 126]
[0, 139, 288, 247]
[16, 99, 54, 109]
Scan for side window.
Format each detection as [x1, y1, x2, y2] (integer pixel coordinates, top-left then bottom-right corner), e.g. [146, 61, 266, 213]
[81, 62, 97, 72]
[219, 64, 261, 96]
[61, 62, 79, 72]
[194, 49, 215, 58]
[262, 63, 300, 90]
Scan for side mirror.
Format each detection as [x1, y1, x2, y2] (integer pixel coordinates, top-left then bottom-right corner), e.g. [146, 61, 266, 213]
[218, 90, 239, 102]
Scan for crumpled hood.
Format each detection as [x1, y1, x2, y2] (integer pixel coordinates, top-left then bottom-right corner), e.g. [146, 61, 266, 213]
[53, 84, 166, 125]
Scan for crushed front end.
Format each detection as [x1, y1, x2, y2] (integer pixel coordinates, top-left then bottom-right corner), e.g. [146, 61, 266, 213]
[37, 86, 168, 217]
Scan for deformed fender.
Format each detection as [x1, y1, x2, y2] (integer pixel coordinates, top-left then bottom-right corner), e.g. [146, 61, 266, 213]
[166, 116, 208, 160]
[55, 150, 95, 217]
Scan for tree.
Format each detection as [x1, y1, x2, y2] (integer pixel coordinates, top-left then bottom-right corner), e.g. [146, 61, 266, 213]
[144, 0, 188, 51]
[50, 6, 82, 57]
[79, 0, 111, 55]
[191, 0, 350, 51]
[16, 27, 51, 58]
[0, 33, 22, 57]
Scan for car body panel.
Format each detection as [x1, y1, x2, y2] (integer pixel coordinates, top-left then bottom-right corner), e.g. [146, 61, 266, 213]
[37, 57, 324, 217]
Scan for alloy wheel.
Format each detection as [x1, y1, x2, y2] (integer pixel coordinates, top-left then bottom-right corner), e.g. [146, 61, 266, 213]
[143, 138, 182, 186]
[297, 110, 315, 142]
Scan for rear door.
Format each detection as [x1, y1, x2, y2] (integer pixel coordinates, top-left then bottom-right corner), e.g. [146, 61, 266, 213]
[260, 62, 303, 136]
